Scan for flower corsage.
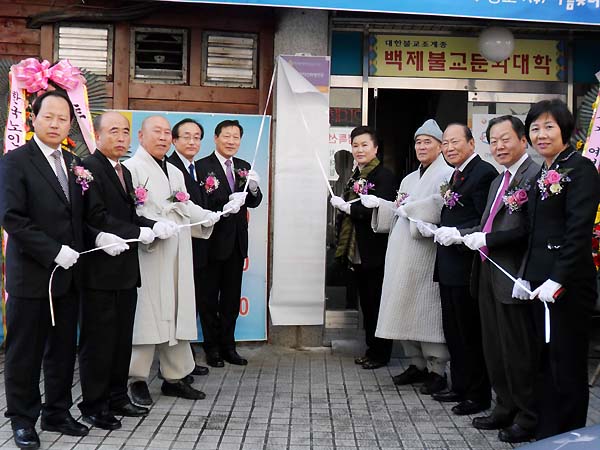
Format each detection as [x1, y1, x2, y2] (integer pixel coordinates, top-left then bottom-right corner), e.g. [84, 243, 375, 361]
[200, 172, 220, 194]
[131, 178, 149, 207]
[502, 182, 530, 214]
[168, 190, 190, 203]
[395, 191, 409, 207]
[70, 161, 93, 194]
[440, 180, 462, 209]
[537, 168, 572, 200]
[352, 178, 375, 195]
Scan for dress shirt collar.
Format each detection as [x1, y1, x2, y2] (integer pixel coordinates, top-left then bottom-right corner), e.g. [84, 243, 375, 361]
[456, 152, 477, 172]
[504, 153, 529, 179]
[175, 150, 194, 168]
[214, 150, 234, 171]
[34, 134, 61, 157]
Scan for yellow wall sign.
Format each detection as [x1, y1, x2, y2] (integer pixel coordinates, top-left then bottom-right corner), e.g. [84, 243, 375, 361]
[369, 35, 566, 82]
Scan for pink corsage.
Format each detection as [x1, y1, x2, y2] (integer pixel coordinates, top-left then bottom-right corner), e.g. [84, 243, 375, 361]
[131, 178, 148, 207]
[502, 182, 530, 214]
[200, 172, 220, 194]
[70, 161, 93, 194]
[169, 190, 190, 203]
[237, 168, 249, 179]
[440, 180, 463, 209]
[537, 168, 572, 200]
[352, 178, 375, 195]
[395, 191, 409, 207]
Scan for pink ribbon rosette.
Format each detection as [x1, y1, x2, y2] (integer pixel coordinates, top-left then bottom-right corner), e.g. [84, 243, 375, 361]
[5, 58, 96, 154]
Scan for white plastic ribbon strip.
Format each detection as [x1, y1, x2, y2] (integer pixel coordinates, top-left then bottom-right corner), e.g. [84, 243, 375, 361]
[177, 208, 232, 229]
[407, 216, 550, 343]
[47, 238, 141, 326]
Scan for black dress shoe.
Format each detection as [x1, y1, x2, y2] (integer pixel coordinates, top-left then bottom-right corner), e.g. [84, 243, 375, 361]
[432, 390, 465, 403]
[13, 426, 39, 449]
[130, 380, 153, 406]
[161, 380, 206, 400]
[419, 373, 447, 395]
[354, 356, 369, 365]
[451, 400, 490, 416]
[472, 414, 513, 430]
[192, 364, 209, 376]
[82, 412, 121, 430]
[393, 365, 429, 385]
[110, 402, 149, 417]
[498, 423, 534, 443]
[40, 415, 89, 436]
[206, 352, 225, 368]
[223, 350, 248, 365]
[362, 359, 387, 370]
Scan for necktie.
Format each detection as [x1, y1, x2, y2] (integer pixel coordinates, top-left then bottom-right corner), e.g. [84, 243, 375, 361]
[480, 170, 512, 259]
[225, 159, 235, 192]
[51, 150, 70, 200]
[452, 169, 462, 185]
[188, 162, 196, 182]
[115, 162, 127, 191]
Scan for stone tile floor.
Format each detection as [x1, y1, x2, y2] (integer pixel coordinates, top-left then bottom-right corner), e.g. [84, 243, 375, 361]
[0, 343, 598, 450]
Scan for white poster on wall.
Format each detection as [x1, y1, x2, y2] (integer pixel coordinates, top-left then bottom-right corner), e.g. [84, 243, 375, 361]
[269, 55, 331, 325]
[472, 114, 544, 171]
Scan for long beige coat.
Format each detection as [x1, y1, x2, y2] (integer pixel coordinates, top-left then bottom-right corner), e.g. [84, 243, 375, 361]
[373, 154, 453, 343]
[124, 146, 214, 346]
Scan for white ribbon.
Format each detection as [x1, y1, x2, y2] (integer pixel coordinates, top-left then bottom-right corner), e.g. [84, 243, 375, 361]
[47, 238, 141, 326]
[408, 217, 550, 343]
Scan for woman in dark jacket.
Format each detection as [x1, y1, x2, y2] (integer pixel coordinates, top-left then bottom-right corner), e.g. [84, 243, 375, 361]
[513, 99, 600, 439]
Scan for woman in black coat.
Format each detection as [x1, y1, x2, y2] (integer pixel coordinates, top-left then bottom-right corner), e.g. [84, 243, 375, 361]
[513, 99, 600, 439]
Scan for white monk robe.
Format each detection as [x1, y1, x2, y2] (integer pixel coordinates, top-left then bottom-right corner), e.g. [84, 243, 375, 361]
[124, 146, 214, 380]
[372, 153, 452, 344]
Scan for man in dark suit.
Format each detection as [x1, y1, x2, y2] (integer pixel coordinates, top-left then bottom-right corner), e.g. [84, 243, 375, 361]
[0, 91, 118, 448]
[195, 119, 262, 367]
[330, 126, 398, 369]
[167, 118, 211, 376]
[459, 116, 540, 443]
[417, 123, 497, 415]
[77, 112, 162, 430]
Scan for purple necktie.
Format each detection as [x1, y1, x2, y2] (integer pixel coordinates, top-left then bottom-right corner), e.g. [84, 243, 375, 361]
[225, 159, 235, 192]
[480, 170, 511, 259]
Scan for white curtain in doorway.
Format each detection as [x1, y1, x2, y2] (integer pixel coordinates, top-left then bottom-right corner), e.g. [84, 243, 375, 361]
[269, 56, 329, 325]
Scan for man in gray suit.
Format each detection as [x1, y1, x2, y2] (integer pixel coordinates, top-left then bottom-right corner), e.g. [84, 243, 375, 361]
[460, 116, 540, 443]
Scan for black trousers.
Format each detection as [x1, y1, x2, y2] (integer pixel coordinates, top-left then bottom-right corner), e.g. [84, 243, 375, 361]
[78, 288, 137, 414]
[355, 264, 392, 363]
[533, 283, 592, 440]
[478, 262, 539, 431]
[4, 290, 78, 428]
[439, 283, 490, 404]
[197, 247, 245, 354]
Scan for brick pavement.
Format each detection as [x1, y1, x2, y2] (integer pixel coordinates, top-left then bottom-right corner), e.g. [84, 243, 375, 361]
[0, 344, 598, 450]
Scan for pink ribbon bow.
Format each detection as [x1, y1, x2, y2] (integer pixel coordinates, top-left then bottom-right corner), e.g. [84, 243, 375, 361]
[13, 58, 83, 93]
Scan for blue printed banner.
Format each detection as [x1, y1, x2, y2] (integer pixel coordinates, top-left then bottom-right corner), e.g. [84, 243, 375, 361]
[163, 0, 600, 26]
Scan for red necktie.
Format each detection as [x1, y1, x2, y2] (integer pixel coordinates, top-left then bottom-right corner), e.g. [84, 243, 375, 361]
[115, 162, 127, 191]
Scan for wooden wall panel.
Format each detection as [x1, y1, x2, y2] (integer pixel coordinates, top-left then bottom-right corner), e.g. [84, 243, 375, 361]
[129, 99, 257, 115]
[129, 84, 259, 105]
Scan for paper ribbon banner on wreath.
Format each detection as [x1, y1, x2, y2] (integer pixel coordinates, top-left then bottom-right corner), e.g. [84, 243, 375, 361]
[582, 88, 600, 171]
[4, 58, 96, 154]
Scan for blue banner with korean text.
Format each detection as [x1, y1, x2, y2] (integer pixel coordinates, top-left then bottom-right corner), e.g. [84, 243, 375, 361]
[163, 0, 600, 26]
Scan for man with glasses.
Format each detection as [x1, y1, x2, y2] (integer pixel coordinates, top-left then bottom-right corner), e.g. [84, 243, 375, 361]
[167, 118, 211, 377]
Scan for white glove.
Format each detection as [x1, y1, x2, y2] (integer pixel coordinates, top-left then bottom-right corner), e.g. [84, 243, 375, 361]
[223, 198, 242, 216]
[229, 192, 248, 204]
[54, 245, 79, 269]
[530, 279, 562, 303]
[138, 227, 155, 245]
[396, 205, 408, 218]
[360, 194, 380, 209]
[512, 278, 531, 300]
[153, 220, 178, 239]
[434, 227, 462, 246]
[416, 221, 438, 238]
[95, 232, 129, 256]
[330, 195, 351, 214]
[203, 211, 221, 227]
[247, 169, 260, 192]
[463, 232, 487, 250]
